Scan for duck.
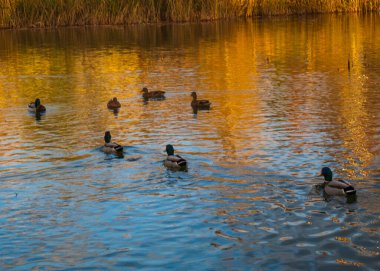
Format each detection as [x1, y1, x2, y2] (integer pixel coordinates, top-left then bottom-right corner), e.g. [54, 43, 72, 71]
[164, 144, 187, 170]
[320, 167, 356, 197]
[191, 92, 211, 110]
[107, 97, 121, 109]
[102, 131, 123, 154]
[141, 87, 165, 100]
[28, 98, 46, 113]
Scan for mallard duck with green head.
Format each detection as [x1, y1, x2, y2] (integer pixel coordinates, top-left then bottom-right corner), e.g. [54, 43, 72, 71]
[164, 144, 187, 170]
[102, 131, 123, 154]
[191, 92, 211, 110]
[28, 98, 46, 113]
[320, 167, 356, 197]
[141, 87, 165, 100]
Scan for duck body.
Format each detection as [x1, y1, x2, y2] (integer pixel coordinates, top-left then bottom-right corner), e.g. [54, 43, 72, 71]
[191, 92, 211, 110]
[323, 179, 356, 196]
[102, 142, 123, 154]
[107, 97, 121, 109]
[142, 87, 165, 100]
[102, 131, 123, 154]
[164, 144, 187, 170]
[320, 167, 356, 197]
[164, 155, 187, 169]
[28, 98, 46, 113]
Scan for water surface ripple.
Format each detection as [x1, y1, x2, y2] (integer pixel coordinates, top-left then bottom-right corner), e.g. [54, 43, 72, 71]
[1, 14, 379, 270]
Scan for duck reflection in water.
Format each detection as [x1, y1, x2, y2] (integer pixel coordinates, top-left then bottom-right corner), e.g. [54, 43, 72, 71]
[192, 106, 198, 115]
[111, 108, 120, 116]
[35, 112, 43, 121]
[102, 131, 124, 158]
[318, 167, 357, 203]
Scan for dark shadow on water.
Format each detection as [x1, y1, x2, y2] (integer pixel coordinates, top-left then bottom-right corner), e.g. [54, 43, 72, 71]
[164, 164, 188, 173]
[346, 194, 357, 204]
[103, 152, 124, 160]
[35, 112, 42, 121]
[108, 108, 120, 116]
[142, 97, 166, 105]
[125, 155, 142, 162]
[192, 106, 198, 115]
[29, 111, 46, 121]
[94, 146, 124, 160]
[191, 105, 211, 115]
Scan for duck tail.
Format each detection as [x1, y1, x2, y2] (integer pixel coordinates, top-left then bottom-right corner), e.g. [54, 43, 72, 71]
[177, 159, 187, 167]
[114, 145, 123, 152]
[344, 186, 356, 196]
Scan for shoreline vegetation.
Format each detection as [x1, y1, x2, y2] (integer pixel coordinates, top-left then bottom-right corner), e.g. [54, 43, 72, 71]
[0, 0, 379, 29]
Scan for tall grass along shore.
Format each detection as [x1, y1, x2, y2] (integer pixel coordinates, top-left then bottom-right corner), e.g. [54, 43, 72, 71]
[1, 0, 379, 28]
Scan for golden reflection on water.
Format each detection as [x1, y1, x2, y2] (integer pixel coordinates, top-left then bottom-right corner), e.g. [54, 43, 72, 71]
[0, 14, 379, 178]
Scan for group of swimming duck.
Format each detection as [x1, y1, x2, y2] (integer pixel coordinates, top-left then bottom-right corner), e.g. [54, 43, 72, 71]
[105, 87, 211, 110]
[28, 87, 356, 201]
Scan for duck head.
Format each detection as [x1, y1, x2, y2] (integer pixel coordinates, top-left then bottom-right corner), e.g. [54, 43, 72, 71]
[142, 87, 149, 94]
[104, 131, 112, 143]
[320, 167, 333, 182]
[165, 144, 175, 155]
[35, 98, 41, 108]
[191, 92, 197, 99]
[112, 97, 118, 102]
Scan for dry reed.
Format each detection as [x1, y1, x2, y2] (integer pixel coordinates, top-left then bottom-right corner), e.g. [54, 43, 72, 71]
[0, 0, 379, 28]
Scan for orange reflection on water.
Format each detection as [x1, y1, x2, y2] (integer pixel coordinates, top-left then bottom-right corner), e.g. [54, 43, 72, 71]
[0, 15, 379, 177]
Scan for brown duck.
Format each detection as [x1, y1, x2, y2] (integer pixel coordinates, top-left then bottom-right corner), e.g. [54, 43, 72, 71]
[107, 97, 121, 109]
[141, 87, 165, 100]
[191, 92, 211, 110]
[28, 98, 46, 113]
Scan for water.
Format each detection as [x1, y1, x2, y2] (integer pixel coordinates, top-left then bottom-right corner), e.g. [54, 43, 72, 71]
[1, 14, 380, 270]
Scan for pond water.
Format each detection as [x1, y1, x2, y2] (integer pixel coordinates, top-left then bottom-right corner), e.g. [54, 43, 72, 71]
[0, 14, 379, 270]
